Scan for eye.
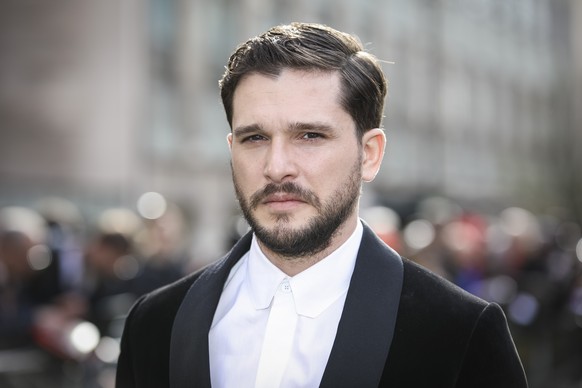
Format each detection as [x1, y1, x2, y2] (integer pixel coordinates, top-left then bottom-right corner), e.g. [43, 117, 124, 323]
[241, 134, 267, 143]
[302, 132, 323, 140]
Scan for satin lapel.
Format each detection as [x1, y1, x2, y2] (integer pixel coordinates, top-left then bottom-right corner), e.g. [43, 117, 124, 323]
[169, 232, 253, 388]
[320, 224, 404, 388]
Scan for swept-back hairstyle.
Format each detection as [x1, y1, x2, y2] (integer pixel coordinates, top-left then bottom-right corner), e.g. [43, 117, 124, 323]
[219, 22, 387, 138]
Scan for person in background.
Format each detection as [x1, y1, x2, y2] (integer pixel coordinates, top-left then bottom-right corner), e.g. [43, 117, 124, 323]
[116, 22, 528, 387]
[84, 229, 184, 338]
[0, 207, 66, 351]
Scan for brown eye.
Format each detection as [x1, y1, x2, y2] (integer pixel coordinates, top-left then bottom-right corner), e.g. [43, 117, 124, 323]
[242, 134, 267, 143]
[302, 132, 322, 140]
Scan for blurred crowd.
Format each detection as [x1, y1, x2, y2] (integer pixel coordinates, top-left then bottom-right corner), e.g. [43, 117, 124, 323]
[0, 197, 190, 388]
[0, 195, 581, 388]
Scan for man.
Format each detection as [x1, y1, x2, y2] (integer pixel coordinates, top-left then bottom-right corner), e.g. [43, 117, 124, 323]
[116, 22, 528, 387]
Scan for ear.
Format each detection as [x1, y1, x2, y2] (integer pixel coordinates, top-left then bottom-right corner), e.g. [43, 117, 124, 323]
[226, 132, 233, 150]
[361, 128, 386, 182]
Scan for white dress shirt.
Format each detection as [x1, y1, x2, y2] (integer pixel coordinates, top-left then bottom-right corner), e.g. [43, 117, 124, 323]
[209, 221, 363, 388]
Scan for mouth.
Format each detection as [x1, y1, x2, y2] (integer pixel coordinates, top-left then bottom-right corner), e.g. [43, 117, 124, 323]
[262, 193, 307, 211]
[249, 182, 319, 211]
[263, 192, 304, 203]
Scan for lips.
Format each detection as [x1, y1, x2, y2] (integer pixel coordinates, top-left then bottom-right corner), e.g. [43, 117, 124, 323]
[249, 182, 320, 210]
[261, 193, 307, 212]
[263, 193, 305, 204]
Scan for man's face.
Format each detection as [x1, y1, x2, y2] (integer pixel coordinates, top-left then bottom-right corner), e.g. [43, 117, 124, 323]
[228, 69, 365, 259]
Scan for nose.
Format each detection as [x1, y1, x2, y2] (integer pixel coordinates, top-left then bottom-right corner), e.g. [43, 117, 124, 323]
[264, 140, 298, 183]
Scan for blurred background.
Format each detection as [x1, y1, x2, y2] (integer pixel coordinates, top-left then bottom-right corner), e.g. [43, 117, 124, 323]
[0, 0, 581, 387]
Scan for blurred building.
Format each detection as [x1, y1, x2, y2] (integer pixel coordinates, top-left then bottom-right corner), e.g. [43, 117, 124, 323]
[0, 0, 580, 265]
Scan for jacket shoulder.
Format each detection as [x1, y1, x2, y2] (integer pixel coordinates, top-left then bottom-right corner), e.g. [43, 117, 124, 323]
[400, 258, 488, 315]
[116, 232, 254, 388]
[130, 275, 195, 327]
[115, 264, 213, 388]
[380, 258, 527, 387]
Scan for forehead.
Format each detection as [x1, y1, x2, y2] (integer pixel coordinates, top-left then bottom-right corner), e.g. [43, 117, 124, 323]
[231, 69, 352, 129]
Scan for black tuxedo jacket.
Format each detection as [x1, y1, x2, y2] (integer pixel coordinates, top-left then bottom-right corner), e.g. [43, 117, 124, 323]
[116, 224, 527, 388]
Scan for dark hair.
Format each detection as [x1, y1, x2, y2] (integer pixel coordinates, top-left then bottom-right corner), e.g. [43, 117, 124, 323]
[219, 22, 387, 139]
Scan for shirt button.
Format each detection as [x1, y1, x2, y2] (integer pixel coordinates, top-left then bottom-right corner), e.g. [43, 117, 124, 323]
[280, 280, 292, 293]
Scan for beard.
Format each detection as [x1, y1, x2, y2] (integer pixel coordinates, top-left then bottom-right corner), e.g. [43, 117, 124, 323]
[232, 159, 362, 259]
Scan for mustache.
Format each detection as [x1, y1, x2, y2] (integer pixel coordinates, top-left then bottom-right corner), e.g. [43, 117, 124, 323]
[249, 182, 320, 210]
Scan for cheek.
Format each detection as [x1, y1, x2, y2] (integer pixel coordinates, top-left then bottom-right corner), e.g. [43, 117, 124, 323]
[232, 157, 261, 192]
[233, 158, 257, 178]
[308, 153, 358, 188]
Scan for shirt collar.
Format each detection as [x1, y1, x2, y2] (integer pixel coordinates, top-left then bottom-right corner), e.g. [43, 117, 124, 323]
[246, 221, 363, 318]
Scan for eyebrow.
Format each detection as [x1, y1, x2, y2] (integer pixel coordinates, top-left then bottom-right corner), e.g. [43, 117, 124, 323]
[232, 124, 263, 139]
[232, 121, 336, 138]
[288, 121, 335, 133]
